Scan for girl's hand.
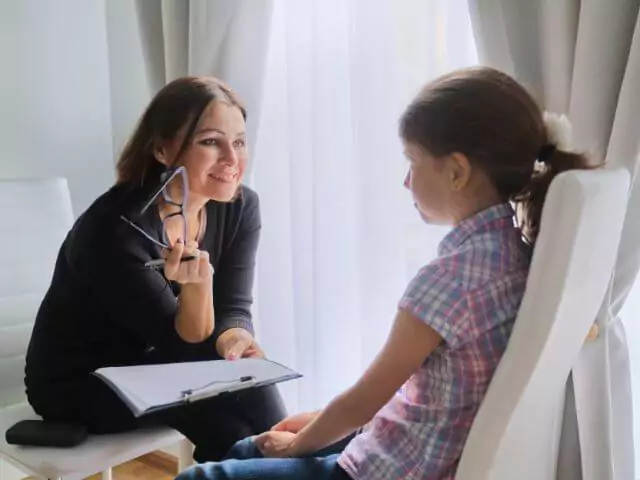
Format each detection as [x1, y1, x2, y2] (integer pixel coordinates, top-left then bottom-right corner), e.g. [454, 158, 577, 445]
[271, 411, 319, 434]
[164, 240, 213, 285]
[255, 431, 297, 458]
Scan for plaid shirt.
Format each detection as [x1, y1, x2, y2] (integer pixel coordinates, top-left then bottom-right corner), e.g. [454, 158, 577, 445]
[339, 203, 531, 479]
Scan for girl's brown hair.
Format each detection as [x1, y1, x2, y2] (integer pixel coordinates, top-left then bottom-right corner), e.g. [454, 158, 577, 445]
[400, 67, 591, 243]
[116, 76, 246, 188]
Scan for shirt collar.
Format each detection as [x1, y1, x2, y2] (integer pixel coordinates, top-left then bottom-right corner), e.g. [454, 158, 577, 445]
[438, 203, 516, 256]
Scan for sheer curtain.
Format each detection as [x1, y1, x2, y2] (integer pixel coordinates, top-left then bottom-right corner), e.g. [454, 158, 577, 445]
[249, 0, 477, 413]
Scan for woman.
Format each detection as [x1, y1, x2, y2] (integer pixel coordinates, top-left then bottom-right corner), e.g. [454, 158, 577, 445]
[24, 77, 286, 462]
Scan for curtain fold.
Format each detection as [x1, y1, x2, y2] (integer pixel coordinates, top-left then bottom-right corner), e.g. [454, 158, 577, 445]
[603, 11, 640, 479]
[468, 1, 640, 478]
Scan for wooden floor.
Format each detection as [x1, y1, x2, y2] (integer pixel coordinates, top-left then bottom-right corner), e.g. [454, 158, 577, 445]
[85, 461, 171, 480]
[85, 452, 178, 480]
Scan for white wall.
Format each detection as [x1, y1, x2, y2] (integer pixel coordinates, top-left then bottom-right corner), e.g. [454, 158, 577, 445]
[0, 2, 115, 477]
[0, 0, 115, 214]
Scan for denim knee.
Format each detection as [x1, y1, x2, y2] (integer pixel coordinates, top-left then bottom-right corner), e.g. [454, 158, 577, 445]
[176, 463, 206, 480]
[224, 436, 263, 460]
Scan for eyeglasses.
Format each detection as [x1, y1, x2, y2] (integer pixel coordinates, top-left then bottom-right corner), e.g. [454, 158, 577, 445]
[120, 166, 190, 267]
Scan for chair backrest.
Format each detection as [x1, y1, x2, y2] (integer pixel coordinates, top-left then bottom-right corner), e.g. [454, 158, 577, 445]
[456, 168, 630, 480]
[0, 178, 73, 408]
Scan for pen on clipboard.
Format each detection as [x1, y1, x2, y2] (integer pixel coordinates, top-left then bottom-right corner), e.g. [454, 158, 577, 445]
[181, 376, 256, 403]
[144, 255, 198, 270]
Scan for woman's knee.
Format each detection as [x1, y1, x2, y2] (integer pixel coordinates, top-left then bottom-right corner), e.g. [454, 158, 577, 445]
[234, 385, 287, 431]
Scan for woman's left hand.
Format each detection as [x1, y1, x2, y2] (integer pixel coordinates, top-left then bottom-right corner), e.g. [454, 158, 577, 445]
[216, 328, 265, 360]
[255, 431, 297, 458]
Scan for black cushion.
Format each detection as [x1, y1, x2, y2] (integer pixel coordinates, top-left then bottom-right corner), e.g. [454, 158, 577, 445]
[5, 419, 87, 448]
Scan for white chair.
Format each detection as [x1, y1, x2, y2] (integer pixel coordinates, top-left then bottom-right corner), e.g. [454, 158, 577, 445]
[0, 178, 192, 480]
[456, 168, 630, 479]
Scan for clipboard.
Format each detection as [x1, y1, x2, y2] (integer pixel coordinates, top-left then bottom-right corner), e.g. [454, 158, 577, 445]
[94, 358, 301, 417]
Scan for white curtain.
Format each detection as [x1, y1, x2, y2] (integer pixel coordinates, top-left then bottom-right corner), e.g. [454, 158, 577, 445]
[249, 0, 477, 413]
[467, 1, 640, 479]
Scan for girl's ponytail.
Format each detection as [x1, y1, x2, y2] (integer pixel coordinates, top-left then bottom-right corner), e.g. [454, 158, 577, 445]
[512, 113, 592, 244]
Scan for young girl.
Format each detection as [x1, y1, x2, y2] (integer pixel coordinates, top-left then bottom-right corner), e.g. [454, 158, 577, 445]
[177, 67, 590, 479]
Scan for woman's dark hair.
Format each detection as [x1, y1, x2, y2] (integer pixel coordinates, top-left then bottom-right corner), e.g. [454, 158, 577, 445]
[400, 67, 592, 244]
[116, 76, 246, 187]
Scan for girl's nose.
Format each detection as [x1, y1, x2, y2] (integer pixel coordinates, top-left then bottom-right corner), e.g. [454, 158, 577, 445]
[404, 171, 410, 189]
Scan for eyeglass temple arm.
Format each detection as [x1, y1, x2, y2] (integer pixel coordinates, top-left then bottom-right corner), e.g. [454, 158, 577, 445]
[140, 166, 188, 214]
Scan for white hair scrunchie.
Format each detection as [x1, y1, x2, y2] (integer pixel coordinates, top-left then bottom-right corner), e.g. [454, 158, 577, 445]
[542, 111, 573, 150]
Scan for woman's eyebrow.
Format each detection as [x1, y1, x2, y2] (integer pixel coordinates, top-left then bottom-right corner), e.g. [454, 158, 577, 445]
[195, 128, 246, 138]
[196, 127, 226, 135]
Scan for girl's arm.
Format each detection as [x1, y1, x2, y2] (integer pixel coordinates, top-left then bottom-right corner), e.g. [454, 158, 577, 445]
[257, 308, 443, 457]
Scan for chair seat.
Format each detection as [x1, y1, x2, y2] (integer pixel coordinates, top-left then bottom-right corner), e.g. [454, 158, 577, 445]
[0, 403, 184, 480]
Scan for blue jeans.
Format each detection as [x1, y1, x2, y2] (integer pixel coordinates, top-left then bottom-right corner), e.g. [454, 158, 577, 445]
[176, 436, 353, 480]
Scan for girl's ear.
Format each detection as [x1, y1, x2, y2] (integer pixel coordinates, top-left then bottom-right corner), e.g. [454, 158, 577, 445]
[447, 152, 472, 191]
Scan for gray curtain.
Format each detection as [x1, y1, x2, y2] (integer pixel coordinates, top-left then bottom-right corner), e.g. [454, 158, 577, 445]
[468, 1, 640, 478]
[105, 0, 274, 173]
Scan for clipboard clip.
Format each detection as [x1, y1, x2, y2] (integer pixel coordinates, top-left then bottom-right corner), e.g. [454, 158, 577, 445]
[180, 375, 256, 403]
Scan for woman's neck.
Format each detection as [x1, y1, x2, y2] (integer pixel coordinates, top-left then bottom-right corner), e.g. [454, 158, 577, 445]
[183, 196, 209, 219]
[162, 181, 208, 218]
[158, 183, 209, 244]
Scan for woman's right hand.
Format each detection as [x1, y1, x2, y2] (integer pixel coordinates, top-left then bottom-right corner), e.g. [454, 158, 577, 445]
[164, 239, 213, 285]
[170, 239, 215, 343]
[271, 411, 319, 434]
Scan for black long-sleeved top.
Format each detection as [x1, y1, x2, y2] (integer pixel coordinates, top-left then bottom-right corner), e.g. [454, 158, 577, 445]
[25, 182, 259, 403]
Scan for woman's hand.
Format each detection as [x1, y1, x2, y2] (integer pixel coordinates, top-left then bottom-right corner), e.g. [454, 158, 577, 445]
[216, 328, 265, 360]
[255, 431, 297, 458]
[164, 239, 213, 285]
[171, 240, 215, 343]
[271, 411, 319, 434]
